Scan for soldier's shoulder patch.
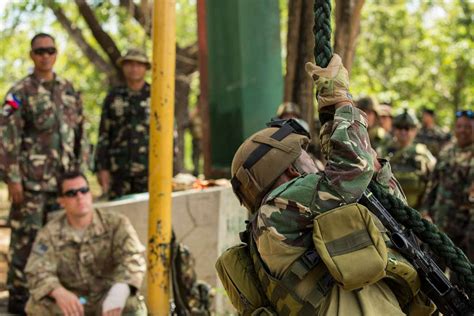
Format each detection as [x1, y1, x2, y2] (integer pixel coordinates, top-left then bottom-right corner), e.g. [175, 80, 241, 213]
[33, 242, 48, 256]
[2, 93, 21, 117]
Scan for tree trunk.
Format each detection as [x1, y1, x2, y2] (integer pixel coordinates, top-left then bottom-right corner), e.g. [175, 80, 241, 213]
[284, 0, 315, 131]
[334, 0, 365, 74]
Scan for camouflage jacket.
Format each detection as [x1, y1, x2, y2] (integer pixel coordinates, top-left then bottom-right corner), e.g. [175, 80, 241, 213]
[0, 74, 87, 191]
[380, 142, 436, 209]
[415, 125, 450, 157]
[25, 209, 146, 306]
[423, 143, 474, 228]
[95, 83, 150, 176]
[252, 106, 406, 278]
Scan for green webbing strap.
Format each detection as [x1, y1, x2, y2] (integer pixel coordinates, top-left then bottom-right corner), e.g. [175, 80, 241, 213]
[249, 232, 332, 314]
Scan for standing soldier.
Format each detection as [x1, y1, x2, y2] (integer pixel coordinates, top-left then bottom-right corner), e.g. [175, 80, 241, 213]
[95, 49, 151, 200]
[381, 110, 436, 209]
[423, 110, 473, 260]
[355, 96, 390, 155]
[378, 103, 393, 135]
[415, 107, 451, 157]
[0, 33, 87, 313]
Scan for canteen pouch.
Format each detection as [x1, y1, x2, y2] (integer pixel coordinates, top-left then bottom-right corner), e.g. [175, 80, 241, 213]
[312, 203, 387, 291]
[215, 243, 271, 315]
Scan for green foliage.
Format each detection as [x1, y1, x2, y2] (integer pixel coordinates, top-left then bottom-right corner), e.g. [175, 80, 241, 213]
[0, 0, 198, 146]
[351, 0, 473, 126]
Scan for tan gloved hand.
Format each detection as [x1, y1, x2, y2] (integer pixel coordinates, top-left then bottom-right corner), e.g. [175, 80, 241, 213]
[305, 54, 353, 110]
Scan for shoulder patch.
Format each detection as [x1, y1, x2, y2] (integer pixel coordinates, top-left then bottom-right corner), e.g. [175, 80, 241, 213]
[33, 242, 48, 256]
[2, 93, 21, 117]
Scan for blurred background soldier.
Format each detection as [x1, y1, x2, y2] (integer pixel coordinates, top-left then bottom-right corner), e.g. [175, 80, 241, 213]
[355, 96, 390, 155]
[415, 107, 451, 158]
[423, 110, 473, 261]
[95, 49, 151, 200]
[378, 103, 393, 135]
[0, 33, 87, 313]
[276, 102, 324, 171]
[381, 110, 436, 209]
[25, 171, 147, 315]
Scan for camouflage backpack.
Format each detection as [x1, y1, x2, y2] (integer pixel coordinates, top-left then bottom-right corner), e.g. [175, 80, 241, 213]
[171, 235, 212, 316]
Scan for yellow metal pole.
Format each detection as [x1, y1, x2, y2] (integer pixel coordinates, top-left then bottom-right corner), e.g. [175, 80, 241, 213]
[147, 0, 176, 314]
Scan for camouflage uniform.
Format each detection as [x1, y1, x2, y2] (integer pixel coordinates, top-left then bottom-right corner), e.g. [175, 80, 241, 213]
[415, 125, 450, 158]
[423, 143, 474, 260]
[381, 142, 436, 209]
[252, 106, 422, 314]
[0, 74, 87, 309]
[355, 97, 391, 155]
[24, 209, 147, 315]
[95, 83, 150, 200]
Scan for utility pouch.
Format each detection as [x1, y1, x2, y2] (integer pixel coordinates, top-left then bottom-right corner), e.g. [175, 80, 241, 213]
[215, 243, 272, 315]
[312, 203, 387, 291]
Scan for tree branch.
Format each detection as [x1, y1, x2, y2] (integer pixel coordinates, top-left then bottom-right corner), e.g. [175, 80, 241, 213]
[48, 4, 114, 76]
[119, 0, 151, 36]
[74, 0, 122, 75]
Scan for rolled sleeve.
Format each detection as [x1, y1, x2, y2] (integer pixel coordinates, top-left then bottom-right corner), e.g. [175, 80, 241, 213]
[323, 105, 374, 202]
[111, 215, 146, 290]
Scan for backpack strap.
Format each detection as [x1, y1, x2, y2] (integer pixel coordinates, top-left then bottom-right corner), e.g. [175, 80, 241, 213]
[247, 229, 334, 315]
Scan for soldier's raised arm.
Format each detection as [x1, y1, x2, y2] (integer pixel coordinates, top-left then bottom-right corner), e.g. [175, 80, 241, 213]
[306, 55, 374, 203]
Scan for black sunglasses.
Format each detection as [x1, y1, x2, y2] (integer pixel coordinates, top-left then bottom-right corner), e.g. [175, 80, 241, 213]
[32, 47, 57, 56]
[456, 110, 474, 119]
[62, 186, 90, 198]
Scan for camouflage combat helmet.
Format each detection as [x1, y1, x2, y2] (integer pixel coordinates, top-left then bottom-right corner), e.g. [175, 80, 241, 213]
[276, 102, 301, 118]
[393, 109, 419, 129]
[231, 120, 310, 213]
[356, 96, 380, 114]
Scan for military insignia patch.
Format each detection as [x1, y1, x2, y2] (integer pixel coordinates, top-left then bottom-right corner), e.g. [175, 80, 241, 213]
[2, 93, 21, 117]
[33, 243, 48, 255]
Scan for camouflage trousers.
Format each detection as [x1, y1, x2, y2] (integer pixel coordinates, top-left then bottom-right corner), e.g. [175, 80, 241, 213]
[25, 293, 147, 316]
[7, 189, 59, 314]
[444, 208, 471, 260]
[109, 173, 148, 200]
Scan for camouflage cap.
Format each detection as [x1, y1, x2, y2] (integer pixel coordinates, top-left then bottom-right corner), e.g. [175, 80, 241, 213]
[356, 96, 380, 115]
[378, 104, 392, 117]
[231, 128, 309, 213]
[276, 102, 301, 118]
[118, 49, 151, 69]
[393, 109, 419, 129]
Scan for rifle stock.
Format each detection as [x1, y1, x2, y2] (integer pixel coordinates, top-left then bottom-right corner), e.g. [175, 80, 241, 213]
[360, 190, 473, 316]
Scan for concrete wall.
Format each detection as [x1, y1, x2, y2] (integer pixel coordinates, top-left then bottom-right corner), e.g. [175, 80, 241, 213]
[94, 187, 247, 314]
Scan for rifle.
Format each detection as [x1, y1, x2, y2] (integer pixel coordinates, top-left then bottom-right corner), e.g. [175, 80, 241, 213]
[360, 190, 473, 316]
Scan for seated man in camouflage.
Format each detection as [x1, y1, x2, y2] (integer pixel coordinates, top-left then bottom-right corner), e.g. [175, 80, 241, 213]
[229, 55, 434, 315]
[24, 171, 147, 315]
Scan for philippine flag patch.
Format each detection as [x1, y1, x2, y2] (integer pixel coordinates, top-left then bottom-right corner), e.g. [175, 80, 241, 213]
[2, 93, 21, 117]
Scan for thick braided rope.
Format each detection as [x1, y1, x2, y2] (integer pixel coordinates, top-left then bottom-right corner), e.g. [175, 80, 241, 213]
[369, 181, 474, 299]
[313, 0, 332, 67]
